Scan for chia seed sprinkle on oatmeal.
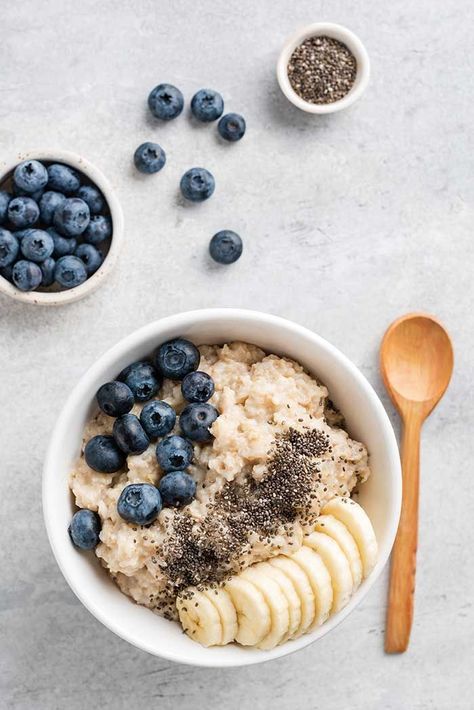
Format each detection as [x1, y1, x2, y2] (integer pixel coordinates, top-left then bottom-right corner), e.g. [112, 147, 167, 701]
[287, 35, 357, 104]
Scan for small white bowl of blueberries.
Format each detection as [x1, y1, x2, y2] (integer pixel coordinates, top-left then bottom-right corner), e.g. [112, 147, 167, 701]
[0, 150, 124, 306]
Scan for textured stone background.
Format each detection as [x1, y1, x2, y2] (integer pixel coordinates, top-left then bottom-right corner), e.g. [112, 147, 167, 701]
[1, 1, 473, 708]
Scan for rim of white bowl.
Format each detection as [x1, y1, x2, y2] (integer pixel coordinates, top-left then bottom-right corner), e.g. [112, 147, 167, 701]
[43, 308, 401, 667]
[277, 22, 371, 114]
[0, 149, 124, 306]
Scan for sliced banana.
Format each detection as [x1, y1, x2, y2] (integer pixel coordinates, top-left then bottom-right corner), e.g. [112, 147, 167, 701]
[255, 561, 301, 643]
[321, 497, 378, 578]
[315, 515, 363, 589]
[202, 587, 238, 645]
[176, 587, 222, 647]
[304, 531, 353, 613]
[241, 565, 290, 649]
[290, 546, 333, 628]
[269, 556, 315, 638]
[225, 576, 271, 646]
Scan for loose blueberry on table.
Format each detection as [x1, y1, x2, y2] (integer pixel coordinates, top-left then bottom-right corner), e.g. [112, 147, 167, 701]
[191, 89, 224, 122]
[180, 167, 215, 202]
[218, 113, 246, 142]
[148, 83, 184, 121]
[209, 230, 243, 264]
[134, 142, 166, 174]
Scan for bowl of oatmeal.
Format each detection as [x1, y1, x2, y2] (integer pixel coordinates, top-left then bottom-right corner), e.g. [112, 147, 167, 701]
[43, 309, 401, 666]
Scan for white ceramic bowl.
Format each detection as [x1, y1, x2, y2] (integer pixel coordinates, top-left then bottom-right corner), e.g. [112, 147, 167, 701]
[0, 149, 124, 306]
[277, 23, 370, 114]
[43, 309, 401, 667]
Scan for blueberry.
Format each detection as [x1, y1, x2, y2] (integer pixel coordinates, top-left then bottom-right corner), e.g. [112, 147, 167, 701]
[180, 403, 219, 442]
[68, 509, 101, 550]
[117, 483, 162, 525]
[118, 361, 162, 402]
[54, 255, 88, 289]
[113, 413, 150, 455]
[140, 400, 176, 439]
[11, 260, 43, 291]
[209, 230, 243, 264]
[77, 185, 105, 214]
[180, 167, 215, 202]
[84, 434, 125, 473]
[20, 229, 54, 262]
[97, 381, 134, 417]
[83, 215, 112, 245]
[156, 435, 193, 472]
[75, 243, 103, 275]
[134, 142, 166, 174]
[218, 113, 246, 142]
[191, 89, 224, 122]
[13, 160, 48, 193]
[40, 256, 56, 286]
[181, 371, 215, 403]
[39, 191, 66, 225]
[7, 196, 39, 228]
[0, 265, 13, 282]
[148, 83, 184, 121]
[47, 227, 77, 258]
[46, 163, 81, 194]
[159, 471, 196, 508]
[0, 191, 11, 223]
[53, 197, 90, 236]
[155, 338, 200, 380]
[0, 229, 19, 267]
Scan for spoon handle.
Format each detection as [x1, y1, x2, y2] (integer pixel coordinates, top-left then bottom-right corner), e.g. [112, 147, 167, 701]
[385, 411, 421, 653]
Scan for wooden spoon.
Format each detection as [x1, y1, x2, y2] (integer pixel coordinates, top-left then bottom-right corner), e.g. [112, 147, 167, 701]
[380, 313, 453, 653]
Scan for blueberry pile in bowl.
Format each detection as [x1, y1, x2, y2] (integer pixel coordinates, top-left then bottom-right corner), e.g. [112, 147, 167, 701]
[0, 159, 112, 292]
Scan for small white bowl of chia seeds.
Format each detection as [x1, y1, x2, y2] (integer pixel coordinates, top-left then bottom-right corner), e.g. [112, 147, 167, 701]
[277, 23, 370, 114]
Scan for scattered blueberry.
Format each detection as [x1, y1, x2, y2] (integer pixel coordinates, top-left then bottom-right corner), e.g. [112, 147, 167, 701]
[148, 83, 184, 121]
[84, 434, 126, 473]
[117, 483, 162, 525]
[209, 230, 243, 264]
[118, 361, 162, 402]
[40, 256, 56, 287]
[39, 191, 66, 225]
[47, 163, 81, 194]
[155, 338, 200, 380]
[113, 413, 150, 455]
[54, 255, 88, 289]
[156, 435, 193, 472]
[191, 89, 224, 122]
[20, 229, 54, 262]
[13, 160, 48, 194]
[140, 400, 176, 439]
[0, 191, 11, 223]
[218, 113, 246, 142]
[180, 403, 219, 442]
[134, 142, 166, 174]
[75, 243, 102, 275]
[159, 471, 196, 507]
[7, 196, 39, 228]
[97, 381, 134, 417]
[11, 260, 43, 291]
[68, 509, 101, 550]
[83, 215, 112, 245]
[180, 167, 215, 202]
[0, 229, 19, 267]
[77, 184, 105, 214]
[53, 197, 90, 236]
[47, 228, 77, 258]
[181, 371, 215, 403]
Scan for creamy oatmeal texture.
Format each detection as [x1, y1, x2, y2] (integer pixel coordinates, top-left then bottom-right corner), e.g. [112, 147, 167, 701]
[69, 342, 370, 619]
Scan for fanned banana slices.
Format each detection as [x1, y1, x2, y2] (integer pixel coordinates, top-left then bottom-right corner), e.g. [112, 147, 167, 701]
[176, 497, 377, 649]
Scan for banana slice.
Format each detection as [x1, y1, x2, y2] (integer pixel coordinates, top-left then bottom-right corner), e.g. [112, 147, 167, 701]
[269, 556, 315, 638]
[176, 587, 223, 647]
[290, 546, 333, 628]
[254, 561, 301, 643]
[304, 531, 353, 613]
[315, 515, 363, 589]
[321, 497, 378, 578]
[241, 565, 290, 649]
[202, 587, 238, 645]
[225, 576, 271, 646]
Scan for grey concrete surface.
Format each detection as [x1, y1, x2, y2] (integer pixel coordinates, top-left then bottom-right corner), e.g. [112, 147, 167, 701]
[1, 1, 473, 708]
